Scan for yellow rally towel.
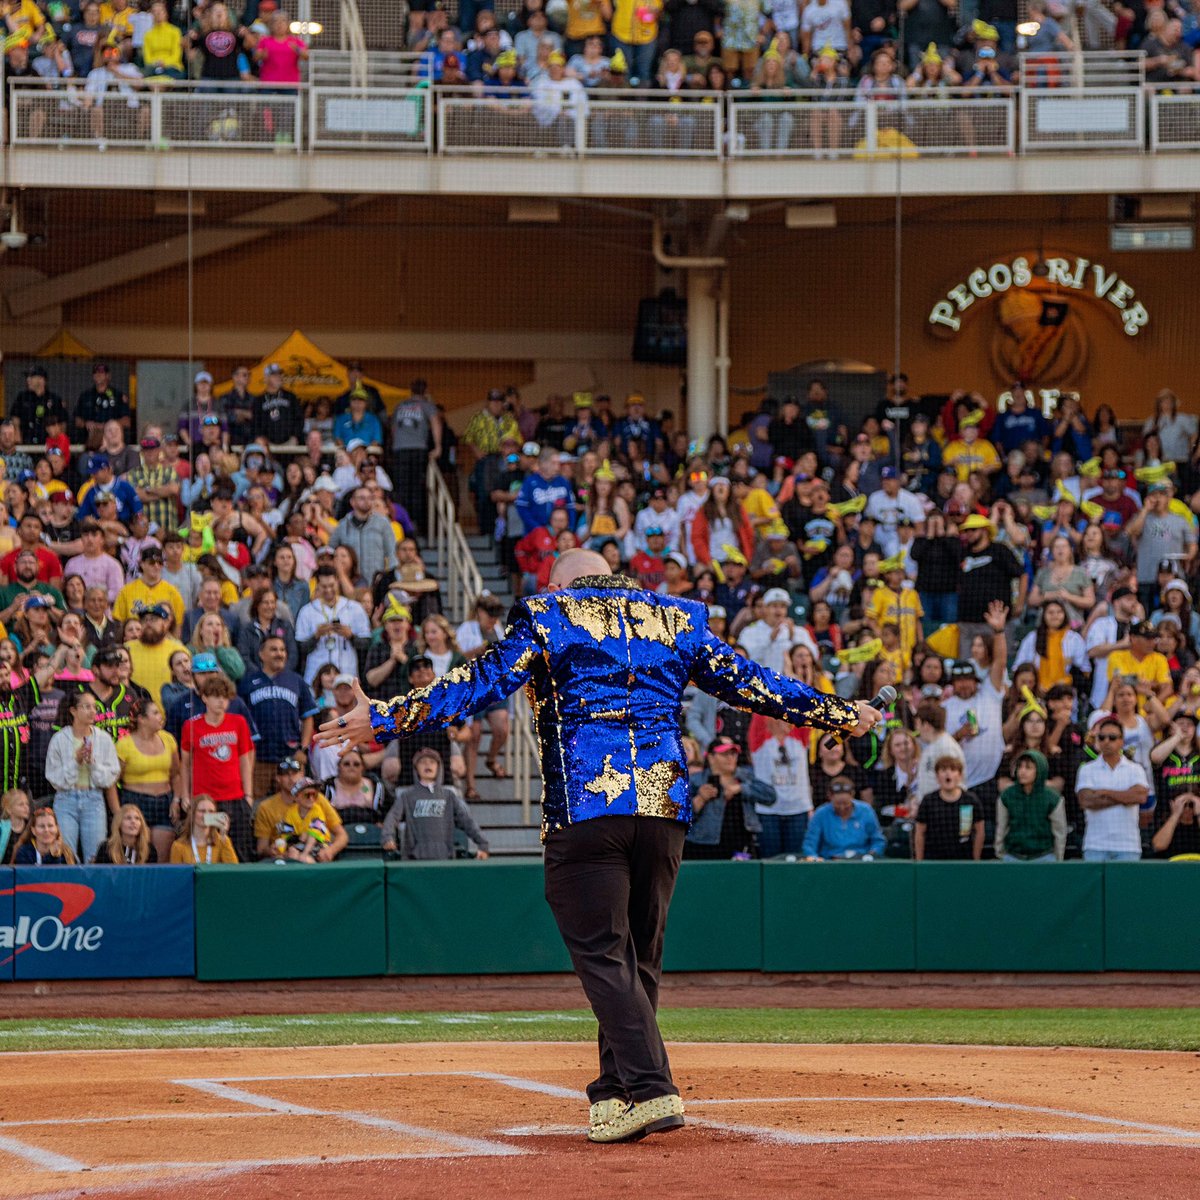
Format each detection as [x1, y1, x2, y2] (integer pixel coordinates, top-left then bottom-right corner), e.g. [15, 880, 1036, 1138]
[837, 638, 883, 665]
[925, 623, 959, 659]
[828, 495, 867, 519]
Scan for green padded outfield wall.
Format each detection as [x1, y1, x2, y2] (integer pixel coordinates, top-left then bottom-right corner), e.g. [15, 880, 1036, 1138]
[914, 862, 1105, 972]
[1104, 863, 1200, 970]
[195, 861, 387, 981]
[664, 862, 762, 971]
[387, 861, 572, 974]
[762, 862, 917, 971]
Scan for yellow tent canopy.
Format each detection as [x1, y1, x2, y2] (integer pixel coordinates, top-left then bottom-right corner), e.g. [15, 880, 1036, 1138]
[213, 331, 408, 410]
[34, 328, 95, 359]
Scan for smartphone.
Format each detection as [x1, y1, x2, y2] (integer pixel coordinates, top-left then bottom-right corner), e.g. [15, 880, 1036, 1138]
[203, 813, 226, 829]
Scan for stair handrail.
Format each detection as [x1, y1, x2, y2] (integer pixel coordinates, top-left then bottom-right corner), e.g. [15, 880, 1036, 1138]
[425, 460, 540, 829]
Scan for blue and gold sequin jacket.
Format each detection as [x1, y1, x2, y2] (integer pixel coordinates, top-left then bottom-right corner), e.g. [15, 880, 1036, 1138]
[369, 576, 859, 839]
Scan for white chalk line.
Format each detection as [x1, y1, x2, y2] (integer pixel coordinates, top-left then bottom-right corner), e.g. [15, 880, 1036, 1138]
[0, 1133, 88, 1172]
[0, 1111, 274, 1128]
[172, 1076, 525, 1158]
[687, 1095, 1200, 1139]
[477, 1072, 1200, 1150]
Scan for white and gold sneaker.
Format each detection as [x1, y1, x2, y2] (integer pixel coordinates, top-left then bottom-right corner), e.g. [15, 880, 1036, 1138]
[589, 1098, 629, 1131]
[587, 1094, 685, 1143]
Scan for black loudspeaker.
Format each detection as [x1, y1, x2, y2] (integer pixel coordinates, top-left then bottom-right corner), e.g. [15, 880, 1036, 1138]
[633, 291, 687, 365]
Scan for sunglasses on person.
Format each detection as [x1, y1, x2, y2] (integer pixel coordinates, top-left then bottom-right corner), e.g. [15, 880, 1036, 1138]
[830, 783, 854, 794]
[1095, 732, 1123, 741]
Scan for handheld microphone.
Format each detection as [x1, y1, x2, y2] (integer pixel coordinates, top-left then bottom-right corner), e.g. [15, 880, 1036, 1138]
[869, 685, 898, 710]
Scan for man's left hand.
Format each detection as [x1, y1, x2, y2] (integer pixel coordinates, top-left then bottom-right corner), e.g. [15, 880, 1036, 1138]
[315, 679, 376, 752]
[850, 702, 884, 738]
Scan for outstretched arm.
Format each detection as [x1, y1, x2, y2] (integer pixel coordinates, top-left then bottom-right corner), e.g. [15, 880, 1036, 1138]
[688, 629, 881, 736]
[315, 608, 540, 751]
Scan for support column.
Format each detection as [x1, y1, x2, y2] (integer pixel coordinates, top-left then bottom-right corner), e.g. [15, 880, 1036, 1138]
[687, 266, 718, 443]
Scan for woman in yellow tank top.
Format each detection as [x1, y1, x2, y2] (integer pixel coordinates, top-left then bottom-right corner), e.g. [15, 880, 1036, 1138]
[116, 699, 181, 864]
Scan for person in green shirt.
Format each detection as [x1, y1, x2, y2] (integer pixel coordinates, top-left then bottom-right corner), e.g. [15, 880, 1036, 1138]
[0, 550, 64, 627]
[995, 749, 1068, 862]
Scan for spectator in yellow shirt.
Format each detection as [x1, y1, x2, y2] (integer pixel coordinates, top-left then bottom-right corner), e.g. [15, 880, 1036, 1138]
[113, 546, 186, 631]
[126, 605, 188, 708]
[142, 0, 184, 78]
[610, 0, 660, 81]
[1107, 620, 1174, 709]
[866, 558, 924, 665]
[942, 411, 1001, 482]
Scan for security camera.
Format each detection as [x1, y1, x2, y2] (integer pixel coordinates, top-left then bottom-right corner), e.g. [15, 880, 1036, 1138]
[1, 230, 28, 250]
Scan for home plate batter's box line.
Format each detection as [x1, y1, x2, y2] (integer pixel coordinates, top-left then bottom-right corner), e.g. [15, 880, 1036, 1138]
[177, 1071, 1200, 1150]
[3, 1069, 1200, 1182]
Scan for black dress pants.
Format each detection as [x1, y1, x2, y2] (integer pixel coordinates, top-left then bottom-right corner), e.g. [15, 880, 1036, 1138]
[543, 815, 685, 1104]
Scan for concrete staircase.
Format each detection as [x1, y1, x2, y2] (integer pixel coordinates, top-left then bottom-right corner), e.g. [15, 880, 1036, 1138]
[423, 532, 543, 858]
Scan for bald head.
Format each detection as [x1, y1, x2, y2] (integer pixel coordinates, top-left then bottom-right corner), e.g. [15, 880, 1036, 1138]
[548, 549, 612, 590]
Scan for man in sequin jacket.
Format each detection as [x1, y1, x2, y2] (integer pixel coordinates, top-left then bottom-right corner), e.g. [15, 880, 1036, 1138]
[318, 549, 882, 1144]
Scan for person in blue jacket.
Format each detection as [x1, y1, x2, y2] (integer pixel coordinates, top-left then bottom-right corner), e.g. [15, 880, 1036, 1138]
[802, 775, 887, 860]
[317, 547, 882, 1147]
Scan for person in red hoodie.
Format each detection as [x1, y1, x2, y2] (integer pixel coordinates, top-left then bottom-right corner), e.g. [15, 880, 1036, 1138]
[535, 529, 580, 593]
[690, 477, 755, 568]
[630, 527, 668, 591]
[515, 507, 571, 596]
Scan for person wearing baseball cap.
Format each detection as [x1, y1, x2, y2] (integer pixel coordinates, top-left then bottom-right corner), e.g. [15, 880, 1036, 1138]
[254, 756, 308, 859]
[688, 737, 773, 860]
[255, 360, 304, 445]
[78, 452, 143, 526]
[865, 463, 925, 558]
[10, 365, 69, 446]
[1105, 618, 1173, 709]
[75, 362, 130, 449]
[277, 776, 348, 863]
[955, 510, 1020, 656]
[380, 745, 490, 860]
[112, 534, 185, 632]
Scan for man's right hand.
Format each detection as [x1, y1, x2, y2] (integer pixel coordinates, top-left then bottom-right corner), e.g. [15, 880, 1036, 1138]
[850, 703, 884, 738]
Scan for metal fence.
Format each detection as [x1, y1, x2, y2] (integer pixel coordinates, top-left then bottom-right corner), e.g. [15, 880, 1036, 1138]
[1017, 50, 1145, 88]
[728, 91, 1014, 158]
[7, 79, 303, 152]
[8, 78, 1200, 157]
[438, 88, 724, 157]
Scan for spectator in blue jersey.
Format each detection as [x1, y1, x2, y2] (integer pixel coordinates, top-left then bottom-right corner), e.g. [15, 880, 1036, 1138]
[802, 775, 887, 860]
[164, 652, 260, 746]
[77, 454, 142, 525]
[516, 447, 577, 532]
[1049, 392, 1093, 460]
[238, 635, 319, 800]
[991, 384, 1050, 455]
[613, 393, 662, 460]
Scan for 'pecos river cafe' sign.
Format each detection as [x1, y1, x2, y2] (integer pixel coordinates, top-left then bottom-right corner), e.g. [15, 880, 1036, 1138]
[928, 256, 1149, 337]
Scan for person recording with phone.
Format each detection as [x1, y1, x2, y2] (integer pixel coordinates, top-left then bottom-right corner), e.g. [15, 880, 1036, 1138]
[45, 691, 120, 866]
[170, 794, 239, 864]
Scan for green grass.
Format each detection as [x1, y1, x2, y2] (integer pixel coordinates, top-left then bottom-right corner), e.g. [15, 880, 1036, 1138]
[0, 1007, 1198, 1053]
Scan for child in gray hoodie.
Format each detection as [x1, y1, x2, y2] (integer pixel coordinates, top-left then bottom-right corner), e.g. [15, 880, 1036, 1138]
[381, 747, 491, 860]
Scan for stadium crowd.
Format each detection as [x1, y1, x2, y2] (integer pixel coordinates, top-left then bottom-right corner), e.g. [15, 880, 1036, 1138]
[4, 0, 1190, 114]
[0, 357, 1199, 872]
[461, 377, 1200, 863]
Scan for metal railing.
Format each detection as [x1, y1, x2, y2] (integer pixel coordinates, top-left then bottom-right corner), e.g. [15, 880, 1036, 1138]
[728, 90, 1014, 157]
[438, 87, 724, 157]
[8, 77, 1200, 158]
[1017, 50, 1145, 88]
[425, 458, 538, 827]
[7, 78, 303, 151]
[307, 49, 432, 86]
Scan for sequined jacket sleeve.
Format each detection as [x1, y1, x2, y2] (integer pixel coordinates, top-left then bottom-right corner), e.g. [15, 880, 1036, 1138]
[688, 628, 859, 733]
[368, 606, 539, 742]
